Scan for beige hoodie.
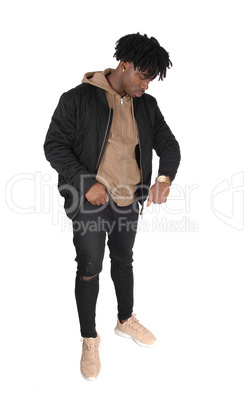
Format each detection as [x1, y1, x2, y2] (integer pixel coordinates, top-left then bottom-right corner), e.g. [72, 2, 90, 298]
[82, 69, 141, 206]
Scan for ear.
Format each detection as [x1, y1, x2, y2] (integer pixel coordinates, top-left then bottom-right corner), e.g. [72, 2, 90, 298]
[120, 60, 131, 72]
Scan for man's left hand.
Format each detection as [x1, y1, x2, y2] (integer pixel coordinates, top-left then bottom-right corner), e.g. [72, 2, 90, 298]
[146, 182, 170, 207]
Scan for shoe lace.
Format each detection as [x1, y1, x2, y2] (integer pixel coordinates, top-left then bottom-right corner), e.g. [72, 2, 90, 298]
[81, 337, 97, 360]
[127, 314, 145, 332]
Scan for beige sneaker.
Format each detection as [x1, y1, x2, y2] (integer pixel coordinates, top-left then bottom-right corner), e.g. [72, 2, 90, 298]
[114, 314, 157, 347]
[80, 334, 101, 381]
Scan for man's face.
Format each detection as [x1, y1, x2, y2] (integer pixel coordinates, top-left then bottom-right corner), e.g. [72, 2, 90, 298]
[121, 62, 155, 98]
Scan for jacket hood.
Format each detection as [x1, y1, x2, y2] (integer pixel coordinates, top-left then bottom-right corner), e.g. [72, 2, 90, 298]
[82, 69, 117, 95]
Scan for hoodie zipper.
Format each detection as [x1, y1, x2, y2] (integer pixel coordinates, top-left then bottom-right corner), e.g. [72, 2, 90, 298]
[120, 97, 127, 193]
[95, 106, 112, 171]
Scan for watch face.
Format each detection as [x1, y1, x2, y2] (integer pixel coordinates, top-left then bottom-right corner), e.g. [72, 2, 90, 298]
[157, 175, 170, 185]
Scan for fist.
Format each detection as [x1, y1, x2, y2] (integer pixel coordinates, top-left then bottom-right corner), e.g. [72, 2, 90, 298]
[85, 182, 109, 205]
[146, 182, 170, 207]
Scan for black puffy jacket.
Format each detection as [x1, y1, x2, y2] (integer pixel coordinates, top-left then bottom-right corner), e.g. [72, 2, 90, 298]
[44, 83, 181, 219]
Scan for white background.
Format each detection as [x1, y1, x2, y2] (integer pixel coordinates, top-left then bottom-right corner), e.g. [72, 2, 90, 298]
[1, 0, 248, 401]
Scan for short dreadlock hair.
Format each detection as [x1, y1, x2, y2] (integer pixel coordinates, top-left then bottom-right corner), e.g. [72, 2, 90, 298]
[113, 33, 172, 81]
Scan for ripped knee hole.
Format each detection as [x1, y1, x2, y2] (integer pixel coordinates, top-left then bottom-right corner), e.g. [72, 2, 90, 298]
[80, 274, 98, 281]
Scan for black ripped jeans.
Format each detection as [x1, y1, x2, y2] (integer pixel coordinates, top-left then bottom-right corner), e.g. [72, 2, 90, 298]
[72, 196, 139, 338]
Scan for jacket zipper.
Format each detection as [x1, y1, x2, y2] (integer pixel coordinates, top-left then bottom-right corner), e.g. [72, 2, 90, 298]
[137, 127, 144, 216]
[72, 107, 111, 220]
[120, 97, 126, 193]
[95, 106, 112, 171]
[71, 194, 84, 220]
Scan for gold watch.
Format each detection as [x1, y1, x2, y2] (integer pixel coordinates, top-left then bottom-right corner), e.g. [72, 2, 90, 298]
[156, 175, 171, 186]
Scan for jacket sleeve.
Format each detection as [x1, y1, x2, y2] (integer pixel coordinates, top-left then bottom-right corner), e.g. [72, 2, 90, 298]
[43, 92, 97, 195]
[153, 102, 181, 182]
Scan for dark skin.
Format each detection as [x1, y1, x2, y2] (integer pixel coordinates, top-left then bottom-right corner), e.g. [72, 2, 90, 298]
[85, 61, 170, 206]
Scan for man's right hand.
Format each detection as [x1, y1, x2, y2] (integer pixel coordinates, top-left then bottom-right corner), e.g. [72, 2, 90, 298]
[85, 182, 109, 205]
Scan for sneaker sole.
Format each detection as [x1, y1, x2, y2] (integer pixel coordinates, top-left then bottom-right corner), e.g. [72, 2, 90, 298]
[114, 328, 158, 348]
[81, 368, 101, 381]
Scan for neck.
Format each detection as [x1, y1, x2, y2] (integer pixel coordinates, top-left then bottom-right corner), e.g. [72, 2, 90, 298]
[106, 69, 126, 97]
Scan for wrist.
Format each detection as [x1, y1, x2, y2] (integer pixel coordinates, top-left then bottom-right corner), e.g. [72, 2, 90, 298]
[156, 175, 171, 186]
